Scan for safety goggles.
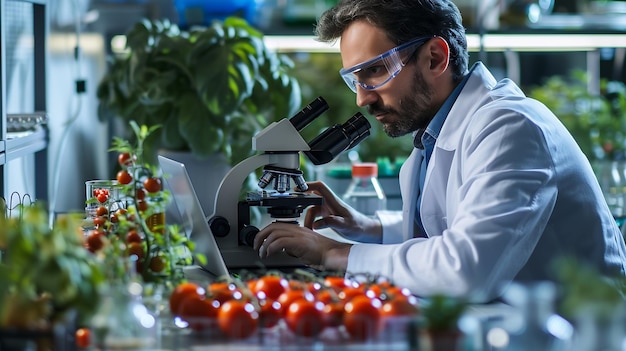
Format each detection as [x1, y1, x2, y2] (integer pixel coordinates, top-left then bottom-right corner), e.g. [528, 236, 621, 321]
[339, 36, 433, 93]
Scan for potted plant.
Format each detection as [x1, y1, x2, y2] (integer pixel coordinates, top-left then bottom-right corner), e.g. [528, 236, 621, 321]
[420, 294, 467, 351]
[96, 17, 302, 166]
[0, 204, 105, 348]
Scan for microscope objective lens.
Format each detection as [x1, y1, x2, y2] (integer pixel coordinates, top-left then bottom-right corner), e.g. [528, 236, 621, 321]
[258, 171, 274, 188]
[275, 174, 290, 193]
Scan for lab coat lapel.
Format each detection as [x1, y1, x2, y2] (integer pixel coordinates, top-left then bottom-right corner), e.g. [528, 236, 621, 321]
[421, 148, 455, 236]
[419, 62, 498, 237]
[399, 147, 423, 241]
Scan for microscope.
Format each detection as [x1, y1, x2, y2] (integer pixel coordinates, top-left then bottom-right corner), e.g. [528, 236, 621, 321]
[208, 97, 371, 269]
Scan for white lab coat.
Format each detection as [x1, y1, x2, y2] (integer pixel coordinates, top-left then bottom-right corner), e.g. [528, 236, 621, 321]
[347, 62, 626, 302]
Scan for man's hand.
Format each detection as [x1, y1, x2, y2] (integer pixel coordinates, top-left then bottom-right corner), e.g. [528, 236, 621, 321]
[253, 221, 352, 271]
[303, 181, 383, 243]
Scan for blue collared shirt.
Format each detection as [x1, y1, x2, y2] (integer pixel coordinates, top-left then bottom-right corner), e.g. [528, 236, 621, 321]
[414, 68, 472, 236]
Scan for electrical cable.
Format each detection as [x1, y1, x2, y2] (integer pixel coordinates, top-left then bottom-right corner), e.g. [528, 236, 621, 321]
[48, 0, 85, 226]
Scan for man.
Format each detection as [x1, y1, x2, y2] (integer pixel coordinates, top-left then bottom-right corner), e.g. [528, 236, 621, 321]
[253, 0, 626, 302]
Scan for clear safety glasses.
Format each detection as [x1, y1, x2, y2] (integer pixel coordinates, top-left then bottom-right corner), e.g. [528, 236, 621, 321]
[339, 36, 433, 93]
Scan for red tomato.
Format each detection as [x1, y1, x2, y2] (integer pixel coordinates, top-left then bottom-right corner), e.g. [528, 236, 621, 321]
[178, 293, 220, 331]
[136, 200, 148, 212]
[118, 152, 134, 166]
[218, 300, 259, 339]
[75, 327, 91, 348]
[284, 298, 325, 337]
[322, 301, 345, 328]
[116, 170, 133, 185]
[277, 289, 314, 315]
[343, 296, 382, 341]
[169, 282, 202, 315]
[380, 295, 419, 317]
[135, 188, 146, 200]
[93, 216, 107, 228]
[338, 286, 367, 302]
[95, 206, 108, 217]
[126, 242, 145, 260]
[149, 256, 166, 273]
[315, 289, 336, 305]
[324, 276, 351, 292]
[96, 193, 108, 203]
[252, 275, 289, 301]
[125, 229, 142, 244]
[258, 298, 282, 328]
[86, 230, 105, 252]
[143, 177, 162, 193]
[208, 282, 242, 304]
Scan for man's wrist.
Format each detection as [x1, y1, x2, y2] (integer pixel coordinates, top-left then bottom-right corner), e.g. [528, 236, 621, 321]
[323, 243, 352, 271]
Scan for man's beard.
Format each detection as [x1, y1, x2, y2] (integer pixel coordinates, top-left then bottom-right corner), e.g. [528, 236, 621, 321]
[367, 69, 438, 138]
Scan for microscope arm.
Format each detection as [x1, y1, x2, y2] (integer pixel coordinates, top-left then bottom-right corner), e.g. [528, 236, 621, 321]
[209, 152, 300, 249]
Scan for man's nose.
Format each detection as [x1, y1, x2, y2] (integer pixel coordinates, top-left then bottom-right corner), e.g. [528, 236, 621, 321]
[356, 87, 378, 108]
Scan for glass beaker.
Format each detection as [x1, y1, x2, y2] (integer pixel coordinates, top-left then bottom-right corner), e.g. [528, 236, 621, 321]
[85, 179, 122, 218]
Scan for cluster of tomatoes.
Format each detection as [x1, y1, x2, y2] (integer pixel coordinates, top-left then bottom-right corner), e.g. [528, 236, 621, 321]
[83, 152, 167, 274]
[169, 273, 419, 342]
[116, 152, 163, 210]
[92, 187, 112, 204]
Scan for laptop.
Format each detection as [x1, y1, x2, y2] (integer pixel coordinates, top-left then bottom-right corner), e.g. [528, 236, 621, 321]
[157, 155, 229, 278]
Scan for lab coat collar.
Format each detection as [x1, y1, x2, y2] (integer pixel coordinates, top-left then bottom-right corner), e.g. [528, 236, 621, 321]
[435, 62, 498, 152]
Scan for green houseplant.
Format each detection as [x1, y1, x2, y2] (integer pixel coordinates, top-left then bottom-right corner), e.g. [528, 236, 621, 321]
[528, 70, 626, 162]
[96, 17, 302, 165]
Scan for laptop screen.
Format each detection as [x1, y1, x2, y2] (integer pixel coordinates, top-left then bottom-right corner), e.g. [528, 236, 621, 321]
[157, 155, 229, 278]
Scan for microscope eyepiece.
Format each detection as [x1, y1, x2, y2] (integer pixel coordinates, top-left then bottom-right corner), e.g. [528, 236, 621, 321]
[289, 96, 329, 132]
[304, 112, 371, 165]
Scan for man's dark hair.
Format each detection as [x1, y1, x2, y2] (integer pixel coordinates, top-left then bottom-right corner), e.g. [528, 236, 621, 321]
[315, 0, 469, 82]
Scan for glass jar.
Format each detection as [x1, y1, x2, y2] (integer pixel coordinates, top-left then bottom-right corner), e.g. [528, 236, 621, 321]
[85, 179, 123, 219]
[495, 281, 573, 351]
[91, 281, 157, 350]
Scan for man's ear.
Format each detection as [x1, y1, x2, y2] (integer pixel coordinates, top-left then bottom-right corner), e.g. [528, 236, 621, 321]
[427, 36, 450, 77]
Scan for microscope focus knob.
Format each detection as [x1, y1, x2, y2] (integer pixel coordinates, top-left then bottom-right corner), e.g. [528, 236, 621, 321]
[239, 225, 260, 247]
[208, 216, 230, 237]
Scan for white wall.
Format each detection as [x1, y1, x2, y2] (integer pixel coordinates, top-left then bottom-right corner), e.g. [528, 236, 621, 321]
[47, 32, 110, 214]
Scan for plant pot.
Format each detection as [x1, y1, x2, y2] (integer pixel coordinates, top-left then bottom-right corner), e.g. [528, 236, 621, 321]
[158, 150, 230, 217]
[424, 329, 463, 351]
[0, 310, 78, 351]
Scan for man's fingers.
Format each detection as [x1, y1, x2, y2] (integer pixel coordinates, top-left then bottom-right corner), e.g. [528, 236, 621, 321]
[253, 230, 269, 251]
[261, 236, 293, 259]
[304, 205, 321, 228]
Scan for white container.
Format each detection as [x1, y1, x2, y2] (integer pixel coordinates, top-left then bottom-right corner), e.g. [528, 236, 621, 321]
[342, 163, 386, 217]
